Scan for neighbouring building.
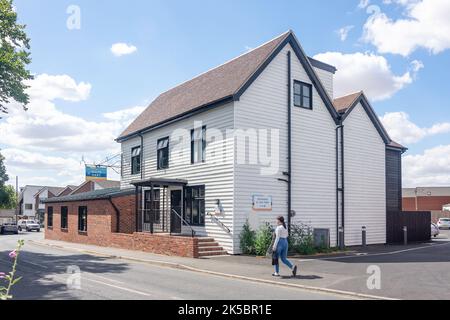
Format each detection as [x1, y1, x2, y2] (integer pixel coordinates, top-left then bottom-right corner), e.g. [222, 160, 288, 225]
[70, 180, 120, 195]
[34, 186, 66, 224]
[57, 185, 78, 197]
[403, 187, 450, 212]
[444, 204, 450, 212]
[19, 185, 46, 218]
[45, 30, 407, 257]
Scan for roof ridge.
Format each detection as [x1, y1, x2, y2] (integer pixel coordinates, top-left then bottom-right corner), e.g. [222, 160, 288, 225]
[152, 31, 292, 99]
[333, 90, 363, 101]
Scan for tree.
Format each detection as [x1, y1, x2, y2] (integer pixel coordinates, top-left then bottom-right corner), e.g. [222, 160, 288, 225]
[0, 152, 8, 185]
[0, 184, 16, 209]
[0, 0, 33, 115]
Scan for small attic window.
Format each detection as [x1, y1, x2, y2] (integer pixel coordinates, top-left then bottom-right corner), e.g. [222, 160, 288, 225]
[293, 80, 312, 110]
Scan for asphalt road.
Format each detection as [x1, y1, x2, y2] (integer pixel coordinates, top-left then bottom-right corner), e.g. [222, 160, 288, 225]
[0, 232, 346, 300]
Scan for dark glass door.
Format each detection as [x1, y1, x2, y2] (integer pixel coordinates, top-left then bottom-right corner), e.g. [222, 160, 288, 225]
[170, 190, 182, 233]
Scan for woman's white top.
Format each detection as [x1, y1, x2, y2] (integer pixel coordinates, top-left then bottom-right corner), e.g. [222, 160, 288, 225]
[273, 225, 289, 250]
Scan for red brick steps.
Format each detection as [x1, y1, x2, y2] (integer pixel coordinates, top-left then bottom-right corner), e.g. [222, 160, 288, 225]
[197, 237, 228, 257]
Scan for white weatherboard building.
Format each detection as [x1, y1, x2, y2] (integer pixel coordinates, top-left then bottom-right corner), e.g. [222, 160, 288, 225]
[19, 185, 46, 218]
[117, 31, 406, 254]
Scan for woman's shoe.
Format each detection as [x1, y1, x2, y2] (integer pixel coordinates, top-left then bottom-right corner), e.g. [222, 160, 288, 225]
[272, 272, 280, 277]
[292, 265, 298, 277]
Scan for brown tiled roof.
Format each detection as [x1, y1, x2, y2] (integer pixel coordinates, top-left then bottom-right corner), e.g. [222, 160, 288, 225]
[333, 91, 362, 113]
[118, 31, 292, 140]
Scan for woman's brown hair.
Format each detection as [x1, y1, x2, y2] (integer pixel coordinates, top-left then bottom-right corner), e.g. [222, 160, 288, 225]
[277, 216, 287, 229]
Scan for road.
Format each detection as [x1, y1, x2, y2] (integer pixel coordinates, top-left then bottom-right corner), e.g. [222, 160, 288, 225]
[0, 232, 346, 300]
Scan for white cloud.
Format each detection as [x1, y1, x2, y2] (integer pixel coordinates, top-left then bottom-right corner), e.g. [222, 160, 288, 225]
[314, 51, 419, 101]
[363, 0, 450, 56]
[403, 145, 450, 187]
[26, 74, 91, 102]
[0, 73, 144, 187]
[358, 0, 371, 9]
[111, 43, 137, 57]
[336, 25, 354, 41]
[103, 106, 145, 122]
[380, 112, 450, 144]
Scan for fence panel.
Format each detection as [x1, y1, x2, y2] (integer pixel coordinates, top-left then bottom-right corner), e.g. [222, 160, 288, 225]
[387, 211, 431, 244]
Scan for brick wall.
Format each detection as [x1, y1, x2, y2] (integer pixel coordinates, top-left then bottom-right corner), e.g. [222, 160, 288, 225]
[403, 196, 450, 211]
[44, 194, 199, 258]
[71, 181, 94, 195]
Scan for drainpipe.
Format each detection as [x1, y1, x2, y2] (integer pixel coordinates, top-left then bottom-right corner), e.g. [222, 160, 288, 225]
[139, 134, 144, 180]
[287, 51, 292, 236]
[336, 122, 345, 247]
[109, 197, 120, 233]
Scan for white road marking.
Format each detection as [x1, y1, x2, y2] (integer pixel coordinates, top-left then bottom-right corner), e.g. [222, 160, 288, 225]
[293, 242, 450, 262]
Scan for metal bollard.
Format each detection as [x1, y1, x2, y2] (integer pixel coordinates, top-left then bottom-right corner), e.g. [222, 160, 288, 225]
[338, 227, 345, 250]
[403, 226, 408, 245]
[362, 226, 367, 247]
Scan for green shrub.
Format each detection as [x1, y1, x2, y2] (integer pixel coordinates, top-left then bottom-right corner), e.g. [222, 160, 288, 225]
[239, 220, 256, 255]
[254, 222, 274, 256]
[289, 222, 316, 255]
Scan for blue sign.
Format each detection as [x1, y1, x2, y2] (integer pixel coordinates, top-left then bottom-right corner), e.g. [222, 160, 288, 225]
[85, 166, 107, 181]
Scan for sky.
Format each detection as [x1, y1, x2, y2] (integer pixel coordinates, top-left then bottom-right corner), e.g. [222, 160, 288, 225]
[1, 0, 450, 188]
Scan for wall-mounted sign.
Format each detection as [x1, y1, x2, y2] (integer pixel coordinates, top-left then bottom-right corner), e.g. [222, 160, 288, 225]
[252, 195, 273, 211]
[85, 165, 107, 181]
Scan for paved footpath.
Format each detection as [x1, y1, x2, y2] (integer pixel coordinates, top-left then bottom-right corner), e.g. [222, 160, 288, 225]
[0, 233, 347, 300]
[4, 232, 450, 300]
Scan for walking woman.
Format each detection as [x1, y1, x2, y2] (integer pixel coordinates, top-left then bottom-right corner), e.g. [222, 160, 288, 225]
[272, 216, 298, 277]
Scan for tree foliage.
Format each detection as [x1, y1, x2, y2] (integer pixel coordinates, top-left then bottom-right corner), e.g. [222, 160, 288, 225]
[0, 0, 33, 115]
[0, 185, 15, 209]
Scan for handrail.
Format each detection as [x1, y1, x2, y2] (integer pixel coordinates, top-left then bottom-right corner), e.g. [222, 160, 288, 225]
[171, 209, 196, 238]
[207, 213, 231, 234]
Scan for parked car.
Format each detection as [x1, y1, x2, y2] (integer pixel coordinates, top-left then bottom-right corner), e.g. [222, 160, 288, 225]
[0, 223, 19, 235]
[431, 223, 440, 237]
[17, 219, 41, 232]
[437, 218, 450, 230]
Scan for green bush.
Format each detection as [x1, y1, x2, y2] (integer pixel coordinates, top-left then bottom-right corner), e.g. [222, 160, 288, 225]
[289, 222, 316, 255]
[254, 222, 274, 256]
[239, 220, 256, 255]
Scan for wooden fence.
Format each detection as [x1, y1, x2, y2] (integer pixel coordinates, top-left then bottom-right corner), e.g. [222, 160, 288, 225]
[387, 211, 431, 244]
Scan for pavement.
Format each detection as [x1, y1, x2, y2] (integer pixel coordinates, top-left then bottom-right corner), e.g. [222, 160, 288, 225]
[0, 232, 347, 300]
[2, 230, 450, 300]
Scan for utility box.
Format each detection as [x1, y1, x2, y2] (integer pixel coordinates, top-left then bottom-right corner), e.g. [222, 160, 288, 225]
[313, 228, 330, 249]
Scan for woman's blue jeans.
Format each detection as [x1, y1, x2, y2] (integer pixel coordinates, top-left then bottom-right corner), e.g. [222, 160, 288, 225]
[274, 238, 293, 273]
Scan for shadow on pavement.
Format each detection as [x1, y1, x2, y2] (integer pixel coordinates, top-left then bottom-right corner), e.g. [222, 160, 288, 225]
[0, 249, 130, 300]
[280, 275, 323, 280]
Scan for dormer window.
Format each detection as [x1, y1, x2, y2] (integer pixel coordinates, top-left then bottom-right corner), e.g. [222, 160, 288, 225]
[293, 80, 313, 109]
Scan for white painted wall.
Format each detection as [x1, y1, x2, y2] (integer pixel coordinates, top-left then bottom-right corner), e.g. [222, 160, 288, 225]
[343, 103, 386, 245]
[234, 44, 338, 253]
[121, 104, 235, 252]
[20, 186, 43, 217]
[291, 50, 338, 247]
[313, 67, 334, 98]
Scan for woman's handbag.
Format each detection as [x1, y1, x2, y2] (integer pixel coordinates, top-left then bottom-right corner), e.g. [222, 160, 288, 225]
[271, 251, 279, 266]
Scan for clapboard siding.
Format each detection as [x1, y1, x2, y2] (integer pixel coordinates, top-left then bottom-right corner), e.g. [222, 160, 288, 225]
[343, 103, 386, 245]
[233, 44, 337, 253]
[121, 104, 235, 253]
[291, 49, 338, 246]
[313, 67, 334, 98]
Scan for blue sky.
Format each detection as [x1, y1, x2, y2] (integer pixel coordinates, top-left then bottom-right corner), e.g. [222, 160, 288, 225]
[2, 0, 450, 187]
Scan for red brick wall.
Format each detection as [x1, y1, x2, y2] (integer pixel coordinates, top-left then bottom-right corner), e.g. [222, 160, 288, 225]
[403, 197, 416, 211]
[71, 182, 94, 195]
[58, 188, 74, 197]
[45, 195, 198, 258]
[403, 196, 450, 211]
